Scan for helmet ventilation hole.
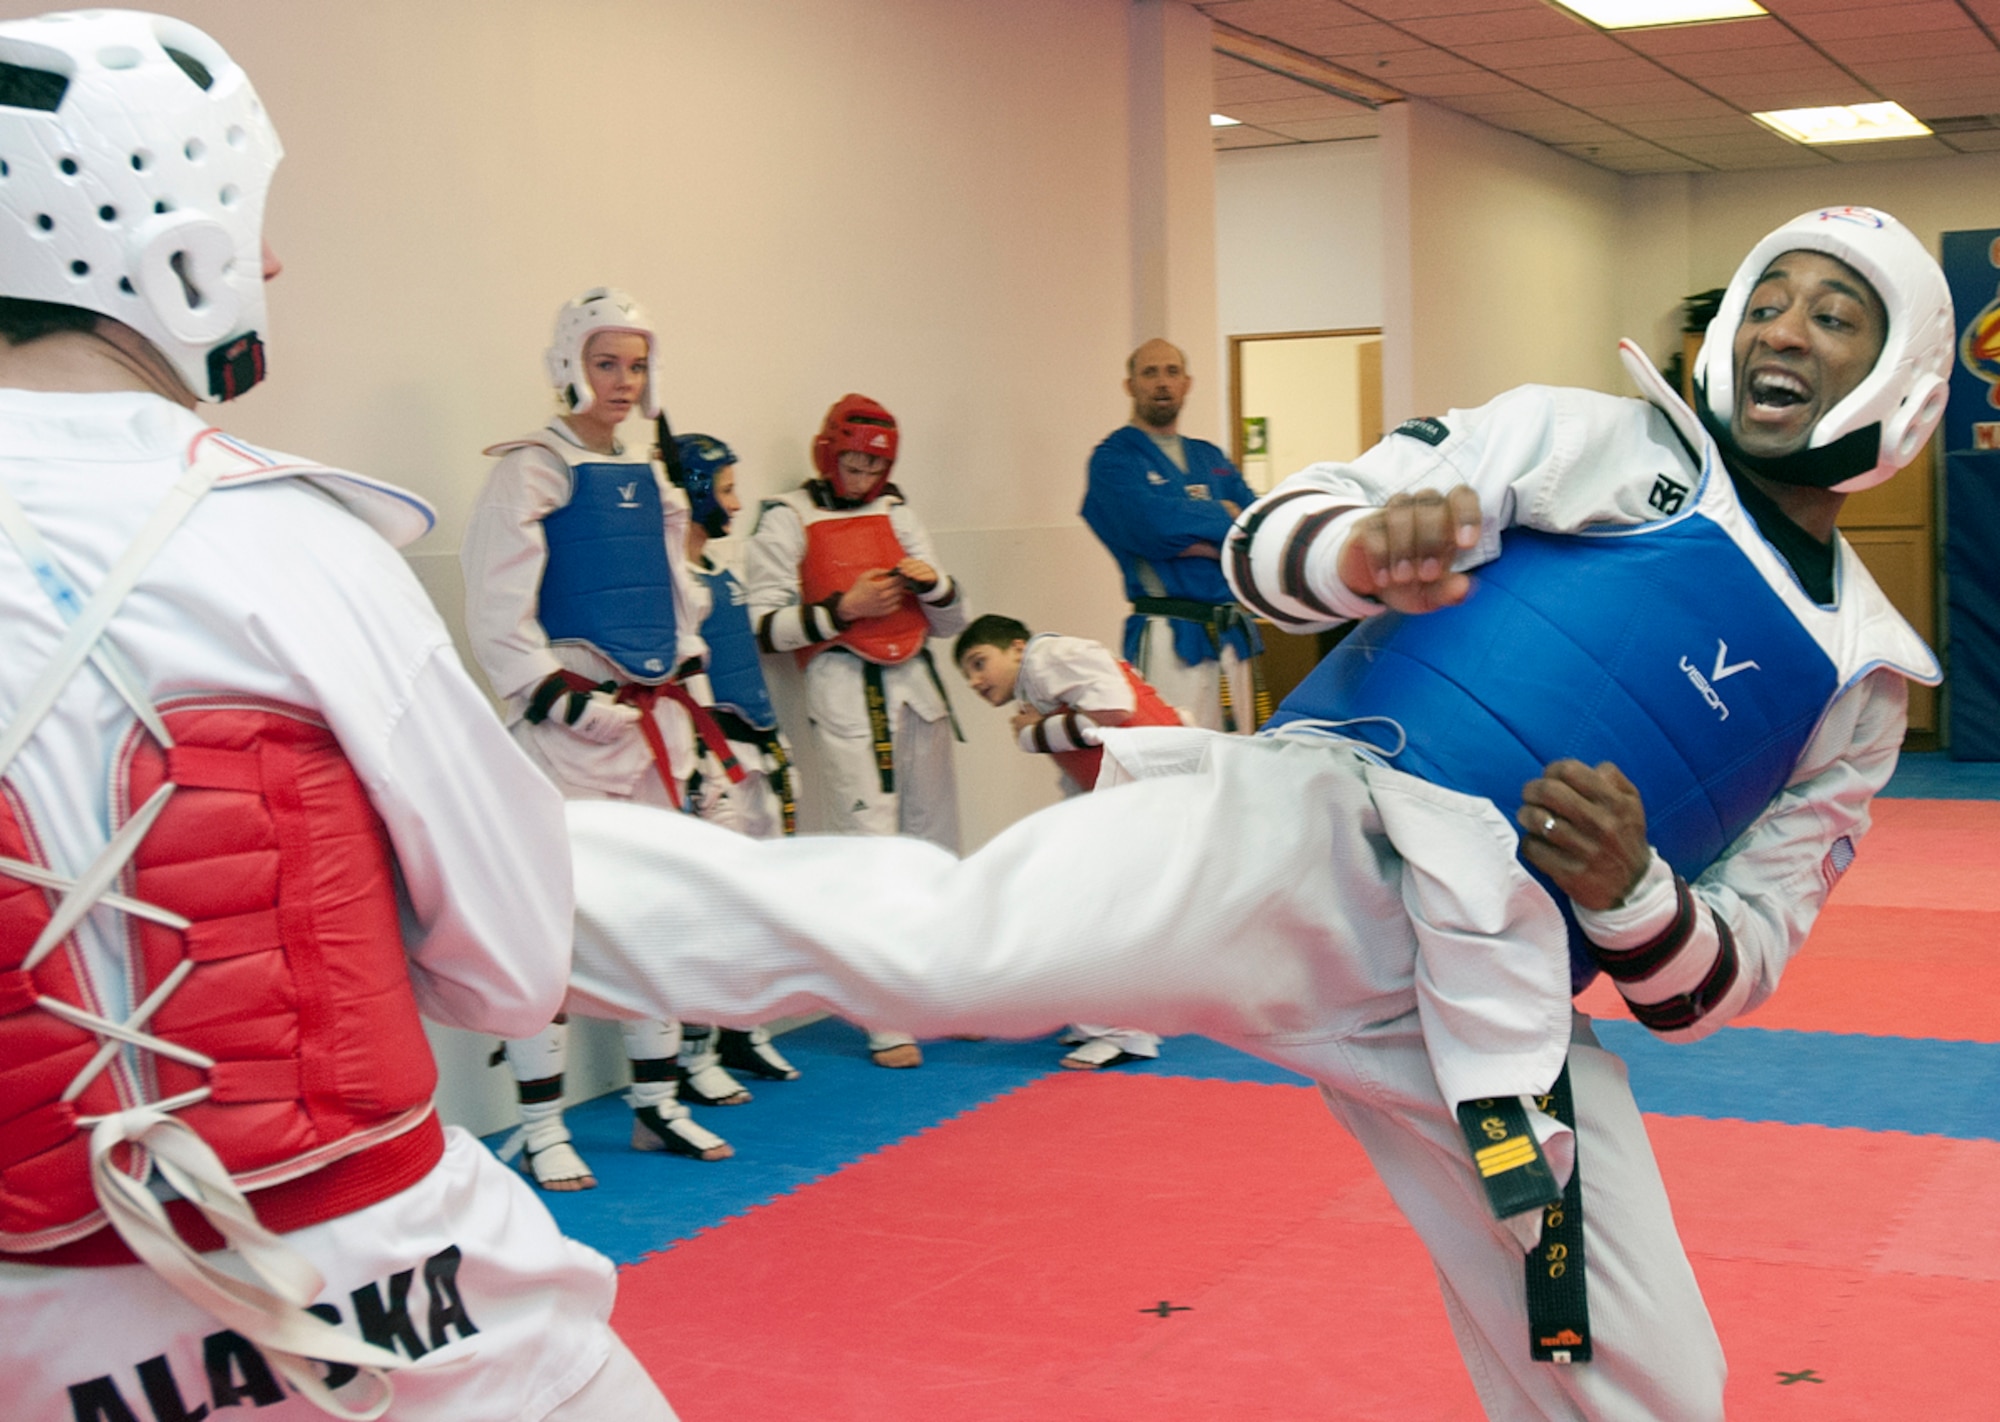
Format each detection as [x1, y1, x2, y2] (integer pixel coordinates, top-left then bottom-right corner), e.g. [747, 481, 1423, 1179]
[58, 156, 77, 176]
[218, 184, 239, 208]
[34, 212, 52, 232]
[0, 159, 10, 178]
[96, 44, 142, 70]
[169, 249, 204, 309]
[183, 137, 205, 163]
[154, 199, 170, 214]
[226, 125, 247, 149]
[97, 204, 116, 222]
[118, 277, 135, 296]
[130, 150, 151, 172]
[69, 260, 88, 278]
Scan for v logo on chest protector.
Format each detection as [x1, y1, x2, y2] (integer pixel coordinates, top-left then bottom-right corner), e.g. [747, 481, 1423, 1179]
[616, 481, 641, 509]
[1681, 638, 1758, 721]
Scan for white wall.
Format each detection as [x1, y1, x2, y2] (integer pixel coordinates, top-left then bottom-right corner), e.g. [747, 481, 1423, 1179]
[1624, 155, 2000, 329]
[1215, 139, 1383, 437]
[11, 0, 1224, 1130]
[1382, 100, 1625, 423]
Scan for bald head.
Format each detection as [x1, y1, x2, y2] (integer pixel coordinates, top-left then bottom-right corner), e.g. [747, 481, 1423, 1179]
[1125, 338, 1191, 432]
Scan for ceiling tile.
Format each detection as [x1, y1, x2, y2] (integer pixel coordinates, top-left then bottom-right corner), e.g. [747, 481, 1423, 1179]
[1450, 33, 1636, 68]
[1331, 0, 1533, 20]
[1820, 134, 1959, 160]
[1786, 0, 1970, 30]
[1212, 125, 1303, 149]
[1497, 56, 1680, 89]
[1225, 94, 1386, 123]
[1660, 41, 1847, 79]
[1584, 95, 1743, 123]
[1539, 78, 1719, 107]
[1822, 29, 1999, 64]
[1613, 16, 1791, 54]
[1260, 114, 1388, 140]
[1294, 23, 1437, 58]
[1699, 74, 1878, 107]
[1396, 8, 1591, 43]
[1939, 128, 2000, 150]
[1635, 113, 1768, 136]
[1203, 0, 1376, 29]
[1368, 48, 1501, 78]
[1398, 69, 1537, 96]
[1216, 70, 1322, 103]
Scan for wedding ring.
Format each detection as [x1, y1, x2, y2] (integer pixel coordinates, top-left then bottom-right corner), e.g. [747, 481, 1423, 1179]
[1541, 813, 1558, 836]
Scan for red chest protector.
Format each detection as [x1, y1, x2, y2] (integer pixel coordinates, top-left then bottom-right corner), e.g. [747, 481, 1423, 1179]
[1052, 663, 1182, 790]
[796, 509, 931, 668]
[0, 698, 439, 1262]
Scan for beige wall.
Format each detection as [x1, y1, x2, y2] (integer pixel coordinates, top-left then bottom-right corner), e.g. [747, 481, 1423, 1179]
[1622, 155, 2000, 347]
[17, 0, 1223, 1129]
[1381, 99, 1625, 424]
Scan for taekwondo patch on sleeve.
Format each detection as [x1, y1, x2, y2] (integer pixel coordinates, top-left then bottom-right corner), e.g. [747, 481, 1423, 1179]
[1820, 834, 1856, 890]
[1394, 417, 1450, 447]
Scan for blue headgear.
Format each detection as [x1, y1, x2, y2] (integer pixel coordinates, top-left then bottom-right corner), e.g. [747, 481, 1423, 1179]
[672, 433, 738, 537]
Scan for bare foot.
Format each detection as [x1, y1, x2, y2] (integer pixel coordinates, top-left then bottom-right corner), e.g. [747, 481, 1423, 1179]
[871, 1043, 924, 1069]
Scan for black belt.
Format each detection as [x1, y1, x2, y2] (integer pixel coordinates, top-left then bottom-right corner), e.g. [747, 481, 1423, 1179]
[1456, 1066, 1592, 1365]
[708, 708, 797, 837]
[1128, 598, 1270, 732]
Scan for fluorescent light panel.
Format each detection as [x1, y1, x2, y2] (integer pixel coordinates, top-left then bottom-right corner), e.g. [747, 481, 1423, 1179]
[1552, 0, 1765, 28]
[1210, 113, 1242, 127]
[1753, 102, 1933, 144]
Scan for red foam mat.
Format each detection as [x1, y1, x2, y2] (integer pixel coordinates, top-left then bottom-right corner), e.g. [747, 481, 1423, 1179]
[616, 1075, 2000, 1421]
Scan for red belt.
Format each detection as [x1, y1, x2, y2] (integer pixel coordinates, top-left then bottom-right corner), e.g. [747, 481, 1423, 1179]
[553, 671, 746, 808]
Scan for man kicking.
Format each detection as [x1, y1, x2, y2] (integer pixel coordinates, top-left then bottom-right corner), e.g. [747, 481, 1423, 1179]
[564, 207, 1948, 1420]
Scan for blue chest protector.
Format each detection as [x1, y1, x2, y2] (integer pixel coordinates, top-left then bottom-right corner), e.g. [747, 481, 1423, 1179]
[538, 461, 678, 683]
[1267, 512, 1839, 990]
[696, 564, 777, 729]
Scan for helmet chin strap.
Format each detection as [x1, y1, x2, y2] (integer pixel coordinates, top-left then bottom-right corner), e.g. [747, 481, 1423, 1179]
[1695, 390, 1881, 491]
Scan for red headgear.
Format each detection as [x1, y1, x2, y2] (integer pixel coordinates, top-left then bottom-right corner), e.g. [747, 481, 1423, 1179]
[812, 394, 899, 500]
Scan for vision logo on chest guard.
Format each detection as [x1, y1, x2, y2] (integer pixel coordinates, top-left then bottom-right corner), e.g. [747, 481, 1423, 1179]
[616, 481, 642, 509]
[1680, 638, 1760, 721]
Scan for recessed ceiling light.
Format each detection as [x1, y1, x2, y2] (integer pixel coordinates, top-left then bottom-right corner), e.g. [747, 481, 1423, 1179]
[1210, 113, 1242, 127]
[1551, 0, 1765, 29]
[1752, 102, 1933, 144]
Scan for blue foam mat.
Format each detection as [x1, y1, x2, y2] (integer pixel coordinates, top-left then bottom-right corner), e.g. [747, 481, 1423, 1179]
[1882, 750, 2000, 799]
[492, 1015, 1995, 1266]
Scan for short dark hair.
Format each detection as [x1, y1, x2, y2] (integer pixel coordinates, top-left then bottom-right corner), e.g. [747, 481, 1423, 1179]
[954, 613, 1031, 665]
[0, 297, 99, 347]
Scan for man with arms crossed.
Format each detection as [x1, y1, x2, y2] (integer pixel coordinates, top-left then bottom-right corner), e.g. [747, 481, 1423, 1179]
[1082, 339, 1262, 731]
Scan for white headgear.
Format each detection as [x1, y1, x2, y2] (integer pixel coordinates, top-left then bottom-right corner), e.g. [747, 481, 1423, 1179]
[544, 287, 657, 418]
[1693, 205, 1953, 493]
[0, 10, 281, 401]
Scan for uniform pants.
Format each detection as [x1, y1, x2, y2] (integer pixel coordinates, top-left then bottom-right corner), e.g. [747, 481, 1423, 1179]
[812, 694, 958, 1052]
[1134, 615, 1255, 733]
[813, 700, 959, 848]
[564, 732, 1725, 1421]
